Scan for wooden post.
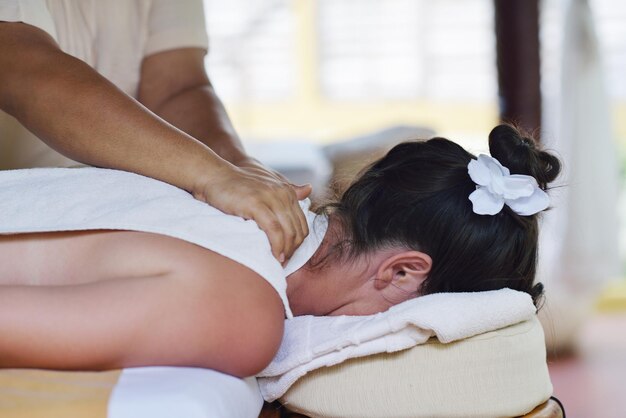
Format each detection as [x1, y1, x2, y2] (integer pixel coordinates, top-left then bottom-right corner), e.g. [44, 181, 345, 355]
[494, 0, 542, 136]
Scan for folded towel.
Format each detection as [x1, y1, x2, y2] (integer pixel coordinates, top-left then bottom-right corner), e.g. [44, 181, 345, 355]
[257, 288, 536, 401]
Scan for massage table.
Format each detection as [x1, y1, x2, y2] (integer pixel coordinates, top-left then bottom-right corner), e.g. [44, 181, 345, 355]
[0, 367, 262, 418]
[260, 400, 565, 418]
[0, 316, 563, 418]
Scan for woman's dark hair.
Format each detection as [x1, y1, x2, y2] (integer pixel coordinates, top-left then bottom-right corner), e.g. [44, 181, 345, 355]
[319, 124, 561, 308]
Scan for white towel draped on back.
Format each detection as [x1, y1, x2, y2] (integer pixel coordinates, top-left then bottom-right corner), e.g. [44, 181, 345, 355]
[0, 167, 323, 318]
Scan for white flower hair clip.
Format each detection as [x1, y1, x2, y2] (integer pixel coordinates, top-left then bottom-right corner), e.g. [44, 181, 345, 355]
[467, 154, 550, 216]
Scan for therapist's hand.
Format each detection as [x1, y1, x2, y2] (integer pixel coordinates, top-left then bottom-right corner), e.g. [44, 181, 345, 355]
[193, 158, 312, 263]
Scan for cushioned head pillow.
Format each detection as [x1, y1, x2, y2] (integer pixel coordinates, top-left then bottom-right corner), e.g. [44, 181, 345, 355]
[279, 316, 552, 418]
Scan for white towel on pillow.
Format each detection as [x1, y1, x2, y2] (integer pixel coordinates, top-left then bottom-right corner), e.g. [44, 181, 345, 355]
[257, 288, 536, 401]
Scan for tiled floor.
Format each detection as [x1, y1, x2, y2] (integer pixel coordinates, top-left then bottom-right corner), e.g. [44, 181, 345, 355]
[548, 313, 626, 418]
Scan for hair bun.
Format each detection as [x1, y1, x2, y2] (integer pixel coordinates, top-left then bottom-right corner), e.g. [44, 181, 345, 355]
[488, 124, 561, 189]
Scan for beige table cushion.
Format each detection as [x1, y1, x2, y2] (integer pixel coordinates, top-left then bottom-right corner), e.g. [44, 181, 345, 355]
[280, 315, 552, 418]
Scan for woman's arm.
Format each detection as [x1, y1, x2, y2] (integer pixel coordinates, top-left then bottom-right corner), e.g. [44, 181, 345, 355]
[0, 256, 284, 377]
[0, 22, 307, 261]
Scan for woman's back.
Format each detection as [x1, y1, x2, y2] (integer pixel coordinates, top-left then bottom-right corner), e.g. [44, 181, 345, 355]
[0, 167, 322, 318]
[0, 229, 230, 287]
[0, 227, 286, 375]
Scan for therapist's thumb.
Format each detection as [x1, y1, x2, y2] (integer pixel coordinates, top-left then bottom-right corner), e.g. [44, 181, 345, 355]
[292, 183, 312, 200]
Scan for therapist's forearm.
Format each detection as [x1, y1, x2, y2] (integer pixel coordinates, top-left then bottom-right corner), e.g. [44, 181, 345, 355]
[0, 29, 228, 193]
[0, 24, 311, 261]
[151, 82, 249, 165]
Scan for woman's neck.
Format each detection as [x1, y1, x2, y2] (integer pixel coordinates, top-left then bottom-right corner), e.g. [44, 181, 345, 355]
[286, 214, 343, 316]
[286, 214, 379, 316]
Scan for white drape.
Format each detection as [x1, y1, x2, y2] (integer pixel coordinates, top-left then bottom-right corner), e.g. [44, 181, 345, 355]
[539, 0, 621, 350]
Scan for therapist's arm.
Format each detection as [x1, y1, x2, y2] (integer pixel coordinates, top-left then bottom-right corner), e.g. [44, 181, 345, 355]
[138, 49, 311, 253]
[0, 22, 307, 261]
[138, 48, 249, 166]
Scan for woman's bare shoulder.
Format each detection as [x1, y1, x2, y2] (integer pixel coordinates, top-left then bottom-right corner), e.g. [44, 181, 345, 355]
[161, 234, 286, 376]
[0, 229, 285, 375]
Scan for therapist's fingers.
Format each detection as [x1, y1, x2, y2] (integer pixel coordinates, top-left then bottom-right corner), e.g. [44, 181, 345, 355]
[292, 183, 312, 201]
[291, 184, 311, 237]
[195, 163, 309, 263]
[280, 186, 309, 248]
[265, 187, 305, 261]
[253, 204, 287, 262]
[290, 185, 310, 254]
[237, 163, 310, 258]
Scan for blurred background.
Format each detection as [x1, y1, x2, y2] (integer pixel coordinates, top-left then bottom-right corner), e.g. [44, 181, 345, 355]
[202, 0, 625, 416]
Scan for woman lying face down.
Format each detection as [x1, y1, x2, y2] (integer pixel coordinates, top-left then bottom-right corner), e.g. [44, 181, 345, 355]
[0, 124, 560, 377]
[293, 123, 561, 316]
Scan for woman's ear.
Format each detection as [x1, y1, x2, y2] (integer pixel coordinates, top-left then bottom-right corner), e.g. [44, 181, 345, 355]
[374, 251, 432, 302]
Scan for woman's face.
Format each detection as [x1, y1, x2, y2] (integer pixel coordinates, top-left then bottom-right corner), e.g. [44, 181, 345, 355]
[285, 254, 396, 316]
[284, 214, 384, 316]
[286, 249, 429, 317]
[286, 214, 431, 317]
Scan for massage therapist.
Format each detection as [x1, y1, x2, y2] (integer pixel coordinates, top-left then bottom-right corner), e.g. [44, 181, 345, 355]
[0, 0, 311, 263]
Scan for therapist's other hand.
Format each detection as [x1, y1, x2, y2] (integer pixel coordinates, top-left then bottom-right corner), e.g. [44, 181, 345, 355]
[193, 158, 312, 263]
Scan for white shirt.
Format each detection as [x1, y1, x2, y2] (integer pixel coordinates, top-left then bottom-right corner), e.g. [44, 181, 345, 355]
[0, 0, 209, 168]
